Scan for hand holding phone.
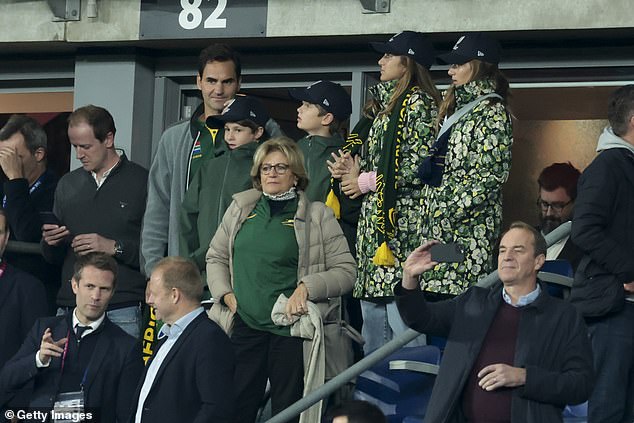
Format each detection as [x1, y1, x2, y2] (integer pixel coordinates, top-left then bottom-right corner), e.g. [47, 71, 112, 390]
[430, 242, 465, 263]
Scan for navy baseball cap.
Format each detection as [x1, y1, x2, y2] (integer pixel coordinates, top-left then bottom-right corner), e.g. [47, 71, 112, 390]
[289, 80, 352, 121]
[370, 31, 436, 69]
[207, 95, 269, 128]
[437, 32, 501, 65]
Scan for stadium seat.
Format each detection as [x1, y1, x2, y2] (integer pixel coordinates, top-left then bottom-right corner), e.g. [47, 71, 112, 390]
[539, 259, 574, 299]
[353, 345, 441, 423]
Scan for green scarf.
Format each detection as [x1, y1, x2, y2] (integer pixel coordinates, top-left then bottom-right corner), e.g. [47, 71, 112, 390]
[325, 116, 373, 218]
[372, 87, 416, 266]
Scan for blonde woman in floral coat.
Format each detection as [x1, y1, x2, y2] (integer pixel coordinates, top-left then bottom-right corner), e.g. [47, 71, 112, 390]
[332, 31, 440, 354]
[419, 32, 513, 297]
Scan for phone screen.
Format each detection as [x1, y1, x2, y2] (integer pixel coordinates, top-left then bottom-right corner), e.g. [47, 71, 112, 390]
[430, 243, 465, 263]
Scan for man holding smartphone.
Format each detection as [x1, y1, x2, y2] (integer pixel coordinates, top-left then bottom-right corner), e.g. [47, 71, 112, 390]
[41, 105, 148, 338]
[396, 222, 593, 422]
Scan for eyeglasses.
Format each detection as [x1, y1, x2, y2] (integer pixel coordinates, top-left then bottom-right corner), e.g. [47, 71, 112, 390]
[537, 199, 572, 213]
[260, 163, 290, 175]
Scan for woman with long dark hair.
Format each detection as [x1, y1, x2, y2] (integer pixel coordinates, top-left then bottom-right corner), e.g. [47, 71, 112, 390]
[333, 31, 441, 354]
[419, 32, 513, 297]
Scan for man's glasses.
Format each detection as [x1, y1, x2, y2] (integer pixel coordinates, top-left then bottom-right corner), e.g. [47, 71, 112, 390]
[537, 199, 572, 213]
[260, 163, 290, 175]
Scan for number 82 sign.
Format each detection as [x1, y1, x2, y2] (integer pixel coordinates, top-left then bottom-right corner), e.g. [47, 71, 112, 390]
[140, 0, 267, 39]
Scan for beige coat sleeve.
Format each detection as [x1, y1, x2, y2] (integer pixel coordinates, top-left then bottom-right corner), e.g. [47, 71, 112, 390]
[301, 204, 356, 301]
[206, 200, 237, 302]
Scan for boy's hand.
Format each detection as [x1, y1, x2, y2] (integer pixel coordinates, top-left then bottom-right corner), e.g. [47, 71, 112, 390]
[327, 150, 355, 179]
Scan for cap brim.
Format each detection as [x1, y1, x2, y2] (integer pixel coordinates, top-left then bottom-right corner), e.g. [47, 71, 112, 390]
[436, 51, 471, 65]
[370, 41, 403, 56]
[288, 87, 315, 104]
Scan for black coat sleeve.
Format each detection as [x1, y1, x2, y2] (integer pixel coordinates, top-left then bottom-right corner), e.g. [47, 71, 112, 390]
[571, 151, 634, 283]
[3, 177, 56, 242]
[394, 282, 457, 337]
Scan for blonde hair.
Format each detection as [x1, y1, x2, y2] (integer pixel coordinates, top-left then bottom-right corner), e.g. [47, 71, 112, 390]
[250, 137, 309, 191]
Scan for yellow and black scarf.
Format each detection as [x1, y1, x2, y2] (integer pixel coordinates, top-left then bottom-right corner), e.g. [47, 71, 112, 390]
[324, 116, 373, 217]
[371, 87, 416, 266]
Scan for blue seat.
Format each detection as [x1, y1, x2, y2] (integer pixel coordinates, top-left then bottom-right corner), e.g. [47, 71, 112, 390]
[539, 259, 574, 299]
[353, 345, 441, 423]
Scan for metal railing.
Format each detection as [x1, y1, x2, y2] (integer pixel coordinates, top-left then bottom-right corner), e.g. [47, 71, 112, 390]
[6, 240, 42, 255]
[266, 221, 573, 423]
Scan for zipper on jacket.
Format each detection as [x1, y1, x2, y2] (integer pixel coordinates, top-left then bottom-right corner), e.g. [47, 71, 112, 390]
[216, 152, 232, 228]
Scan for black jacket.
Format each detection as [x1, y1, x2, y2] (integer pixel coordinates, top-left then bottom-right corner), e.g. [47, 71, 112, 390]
[396, 282, 594, 423]
[571, 148, 634, 284]
[2, 170, 60, 313]
[0, 315, 142, 423]
[41, 155, 148, 306]
[131, 312, 235, 423]
[0, 264, 47, 370]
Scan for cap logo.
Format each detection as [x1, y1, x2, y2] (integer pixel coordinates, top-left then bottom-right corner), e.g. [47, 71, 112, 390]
[250, 111, 256, 118]
[408, 48, 415, 55]
[323, 99, 330, 107]
[453, 35, 465, 50]
[477, 50, 485, 57]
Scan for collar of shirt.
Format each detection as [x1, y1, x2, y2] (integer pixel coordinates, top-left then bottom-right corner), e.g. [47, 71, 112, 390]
[72, 308, 105, 338]
[158, 307, 204, 340]
[502, 284, 541, 308]
[91, 156, 120, 188]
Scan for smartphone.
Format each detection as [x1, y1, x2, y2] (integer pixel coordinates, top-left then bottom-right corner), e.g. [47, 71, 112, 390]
[430, 243, 465, 263]
[39, 211, 61, 226]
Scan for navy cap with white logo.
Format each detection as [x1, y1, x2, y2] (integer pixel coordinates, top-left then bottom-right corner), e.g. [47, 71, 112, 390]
[289, 80, 352, 121]
[437, 32, 501, 65]
[207, 95, 270, 128]
[369, 31, 436, 69]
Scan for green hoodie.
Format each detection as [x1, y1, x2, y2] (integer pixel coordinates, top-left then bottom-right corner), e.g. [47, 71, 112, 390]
[179, 142, 258, 270]
[298, 133, 345, 203]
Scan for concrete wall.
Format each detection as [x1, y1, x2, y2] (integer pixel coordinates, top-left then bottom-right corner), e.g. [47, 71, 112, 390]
[267, 0, 633, 36]
[0, 0, 631, 44]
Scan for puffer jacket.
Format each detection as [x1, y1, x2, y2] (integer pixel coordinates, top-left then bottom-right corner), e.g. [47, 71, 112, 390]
[206, 188, 356, 333]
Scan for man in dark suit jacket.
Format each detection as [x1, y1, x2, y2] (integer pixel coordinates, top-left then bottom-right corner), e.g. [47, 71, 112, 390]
[0, 208, 48, 370]
[132, 256, 235, 423]
[536, 162, 583, 271]
[0, 115, 60, 314]
[0, 252, 142, 423]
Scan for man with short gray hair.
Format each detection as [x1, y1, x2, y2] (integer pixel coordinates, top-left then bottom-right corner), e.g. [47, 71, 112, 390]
[397, 222, 593, 422]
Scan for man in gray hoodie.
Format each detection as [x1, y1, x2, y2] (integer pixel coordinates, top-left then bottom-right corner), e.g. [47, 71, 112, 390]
[571, 84, 634, 423]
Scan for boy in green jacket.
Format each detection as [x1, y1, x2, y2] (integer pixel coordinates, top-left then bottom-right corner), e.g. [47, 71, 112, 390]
[289, 80, 352, 203]
[179, 95, 268, 271]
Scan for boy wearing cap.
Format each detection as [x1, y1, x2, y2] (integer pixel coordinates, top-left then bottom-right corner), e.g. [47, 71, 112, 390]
[179, 95, 268, 272]
[289, 80, 352, 203]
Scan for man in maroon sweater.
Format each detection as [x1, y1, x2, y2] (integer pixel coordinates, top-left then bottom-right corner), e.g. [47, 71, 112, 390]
[396, 221, 594, 423]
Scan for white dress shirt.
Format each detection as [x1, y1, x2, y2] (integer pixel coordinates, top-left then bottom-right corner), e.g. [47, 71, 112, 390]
[134, 307, 204, 423]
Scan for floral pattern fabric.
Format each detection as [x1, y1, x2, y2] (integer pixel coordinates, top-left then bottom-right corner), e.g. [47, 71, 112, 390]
[354, 81, 438, 298]
[420, 79, 513, 295]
